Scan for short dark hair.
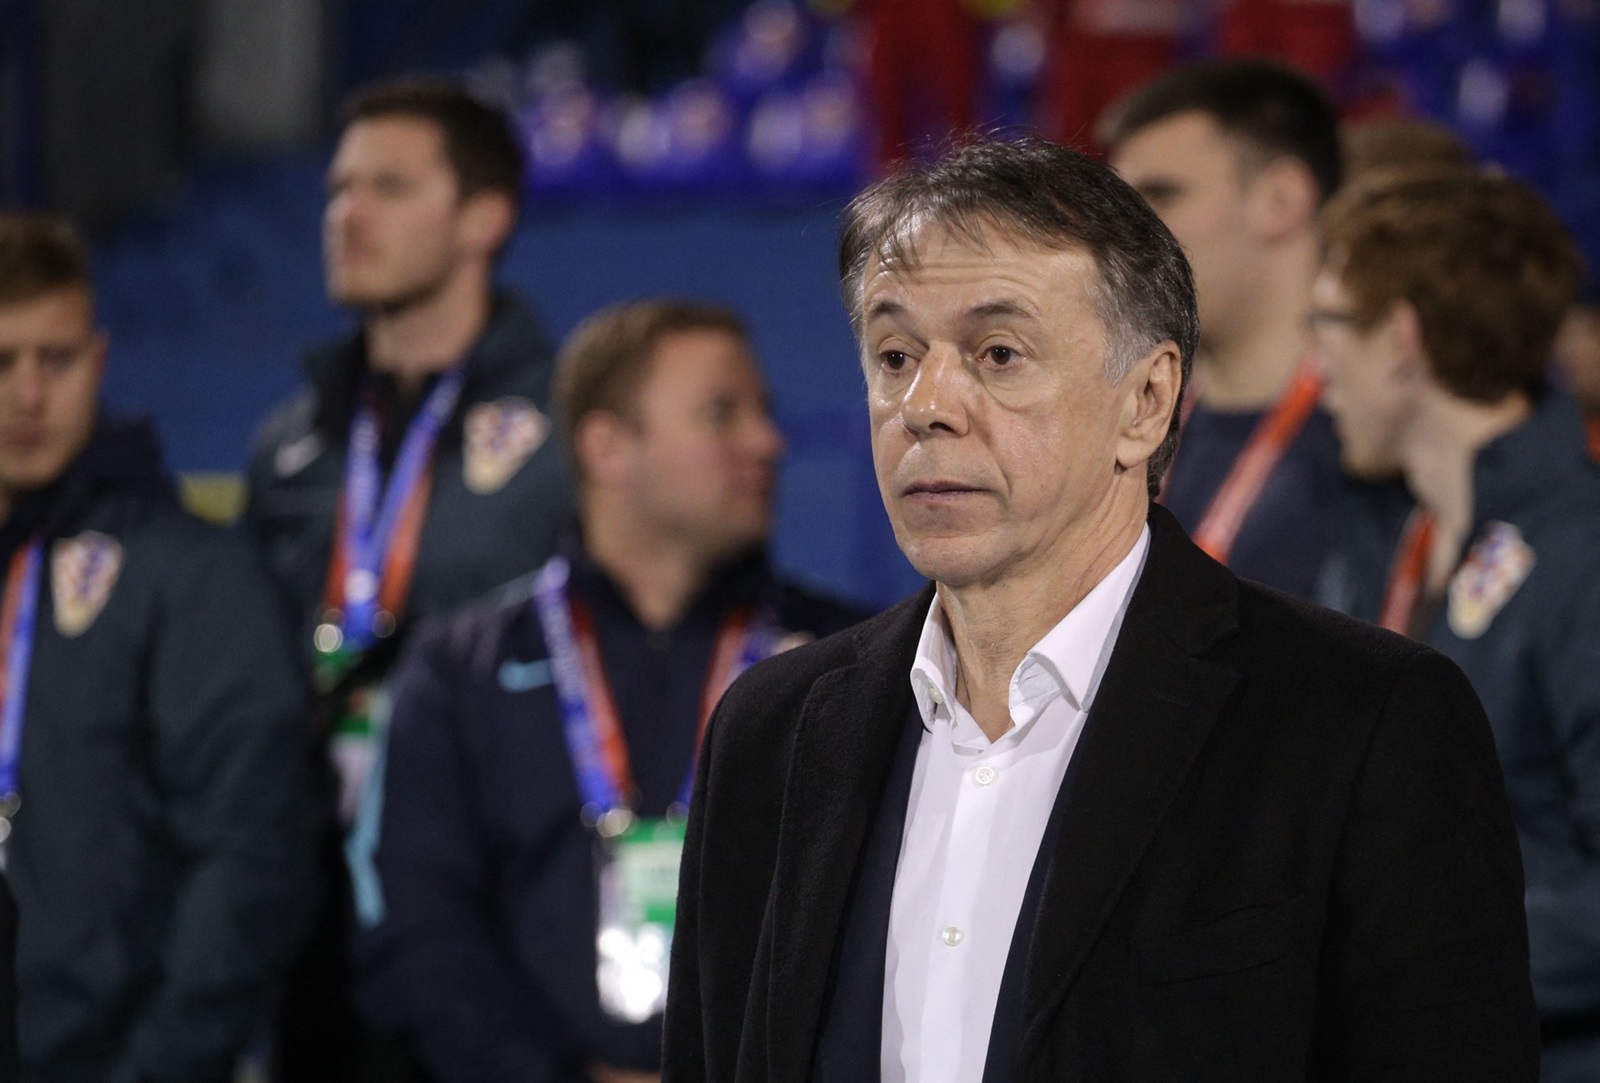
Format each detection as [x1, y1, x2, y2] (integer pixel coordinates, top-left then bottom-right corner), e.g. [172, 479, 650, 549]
[1099, 58, 1343, 204]
[1320, 169, 1583, 403]
[342, 75, 524, 203]
[838, 134, 1197, 498]
[0, 213, 92, 307]
[554, 298, 750, 479]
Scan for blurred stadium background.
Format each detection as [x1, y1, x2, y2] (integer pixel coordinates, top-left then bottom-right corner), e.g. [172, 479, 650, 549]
[3, 0, 1597, 608]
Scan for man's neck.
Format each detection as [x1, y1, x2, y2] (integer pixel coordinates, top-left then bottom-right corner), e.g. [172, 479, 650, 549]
[1402, 390, 1532, 591]
[1196, 241, 1317, 411]
[582, 505, 720, 633]
[939, 497, 1145, 742]
[364, 276, 492, 394]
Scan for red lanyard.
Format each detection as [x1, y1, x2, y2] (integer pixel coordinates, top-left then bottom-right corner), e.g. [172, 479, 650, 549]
[319, 466, 433, 638]
[564, 593, 755, 814]
[1190, 358, 1323, 565]
[1379, 509, 1436, 635]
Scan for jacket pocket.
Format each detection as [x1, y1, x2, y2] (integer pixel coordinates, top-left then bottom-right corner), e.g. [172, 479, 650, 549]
[1136, 893, 1303, 985]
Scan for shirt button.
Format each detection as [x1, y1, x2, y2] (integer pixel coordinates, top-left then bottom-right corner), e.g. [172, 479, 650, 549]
[974, 765, 996, 787]
[941, 926, 964, 947]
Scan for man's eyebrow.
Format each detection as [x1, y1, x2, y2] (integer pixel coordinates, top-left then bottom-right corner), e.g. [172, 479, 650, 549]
[863, 297, 1037, 325]
[967, 299, 1036, 321]
[863, 299, 904, 322]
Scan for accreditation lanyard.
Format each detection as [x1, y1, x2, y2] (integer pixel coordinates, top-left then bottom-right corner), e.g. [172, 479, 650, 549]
[1379, 508, 1436, 636]
[0, 539, 44, 826]
[1189, 358, 1323, 566]
[531, 555, 772, 835]
[319, 366, 467, 653]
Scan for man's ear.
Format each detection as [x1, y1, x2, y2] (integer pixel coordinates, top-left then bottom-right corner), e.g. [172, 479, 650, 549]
[457, 189, 516, 259]
[1383, 300, 1430, 384]
[1116, 340, 1182, 474]
[1247, 156, 1320, 243]
[573, 410, 635, 487]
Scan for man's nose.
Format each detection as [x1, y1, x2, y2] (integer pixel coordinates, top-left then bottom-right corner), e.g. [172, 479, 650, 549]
[900, 345, 968, 436]
[743, 409, 785, 462]
[8, 356, 47, 412]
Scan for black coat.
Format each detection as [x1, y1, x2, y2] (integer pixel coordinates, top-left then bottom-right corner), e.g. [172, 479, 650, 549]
[665, 505, 1538, 1081]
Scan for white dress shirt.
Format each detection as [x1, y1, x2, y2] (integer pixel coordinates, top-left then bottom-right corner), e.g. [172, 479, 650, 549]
[881, 526, 1150, 1083]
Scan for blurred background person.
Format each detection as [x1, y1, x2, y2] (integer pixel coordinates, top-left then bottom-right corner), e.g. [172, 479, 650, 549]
[353, 298, 866, 1082]
[1339, 114, 1475, 183]
[241, 75, 573, 1082]
[1310, 170, 1600, 1081]
[0, 213, 316, 1082]
[1099, 58, 1344, 599]
[1553, 285, 1600, 460]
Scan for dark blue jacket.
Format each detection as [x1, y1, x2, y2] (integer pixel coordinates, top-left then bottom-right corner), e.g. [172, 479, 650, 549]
[1320, 391, 1600, 1030]
[352, 546, 868, 1081]
[1162, 403, 1342, 600]
[6, 417, 317, 1083]
[242, 292, 574, 655]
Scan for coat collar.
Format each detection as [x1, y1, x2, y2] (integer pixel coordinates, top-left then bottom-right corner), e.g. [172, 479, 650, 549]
[302, 291, 553, 435]
[761, 504, 1241, 1077]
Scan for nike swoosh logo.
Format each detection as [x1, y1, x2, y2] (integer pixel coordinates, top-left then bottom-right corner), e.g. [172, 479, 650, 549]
[274, 433, 326, 478]
[498, 659, 553, 693]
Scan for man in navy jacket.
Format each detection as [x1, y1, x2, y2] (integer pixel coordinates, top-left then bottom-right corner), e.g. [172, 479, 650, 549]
[355, 299, 867, 1081]
[0, 215, 315, 1081]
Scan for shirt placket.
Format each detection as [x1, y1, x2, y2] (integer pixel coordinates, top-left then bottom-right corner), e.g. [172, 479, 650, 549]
[919, 732, 1005, 1080]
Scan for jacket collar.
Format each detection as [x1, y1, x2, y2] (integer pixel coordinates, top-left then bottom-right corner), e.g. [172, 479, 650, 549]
[761, 504, 1241, 1078]
[1, 413, 170, 555]
[1470, 388, 1593, 532]
[302, 291, 552, 434]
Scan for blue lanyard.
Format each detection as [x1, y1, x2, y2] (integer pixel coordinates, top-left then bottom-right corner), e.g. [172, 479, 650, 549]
[334, 366, 467, 649]
[531, 555, 774, 827]
[0, 540, 44, 806]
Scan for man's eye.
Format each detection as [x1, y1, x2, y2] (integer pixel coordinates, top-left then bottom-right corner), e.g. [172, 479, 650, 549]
[38, 346, 80, 372]
[983, 346, 1016, 366]
[880, 351, 910, 372]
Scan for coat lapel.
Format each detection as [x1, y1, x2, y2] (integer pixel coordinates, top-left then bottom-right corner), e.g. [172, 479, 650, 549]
[1017, 508, 1243, 1062]
[763, 587, 932, 1080]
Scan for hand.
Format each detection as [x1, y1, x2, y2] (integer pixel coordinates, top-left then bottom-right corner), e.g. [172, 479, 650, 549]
[586, 1062, 660, 1083]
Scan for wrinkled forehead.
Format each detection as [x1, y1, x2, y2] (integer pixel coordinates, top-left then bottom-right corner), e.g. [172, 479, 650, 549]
[852, 212, 1100, 315]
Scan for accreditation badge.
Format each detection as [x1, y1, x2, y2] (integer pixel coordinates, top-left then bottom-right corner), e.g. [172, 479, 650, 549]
[329, 679, 392, 827]
[464, 398, 548, 495]
[595, 816, 685, 1023]
[1448, 521, 1535, 640]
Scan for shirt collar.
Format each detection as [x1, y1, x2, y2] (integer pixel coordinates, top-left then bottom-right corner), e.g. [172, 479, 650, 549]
[908, 525, 1150, 735]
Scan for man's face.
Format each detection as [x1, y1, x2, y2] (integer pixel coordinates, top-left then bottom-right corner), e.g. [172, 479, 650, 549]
[1308, 268, 1414, 478]
[323, 116, 474, 309]
[0, 288, 106, 500]
[860, 222, 1138, 590]
[1110, 112, 1260, 347]
[618, 328, 784, 563]
[1554, 305, 1600, 414]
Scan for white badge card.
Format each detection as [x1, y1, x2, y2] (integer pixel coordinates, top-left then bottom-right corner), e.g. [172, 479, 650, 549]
[595, 817, 686, 1023]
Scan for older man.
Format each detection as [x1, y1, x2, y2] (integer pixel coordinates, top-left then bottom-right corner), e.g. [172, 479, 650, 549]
[663, 137, 1536, 1081]
[1311, 169, 1600, 1080]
